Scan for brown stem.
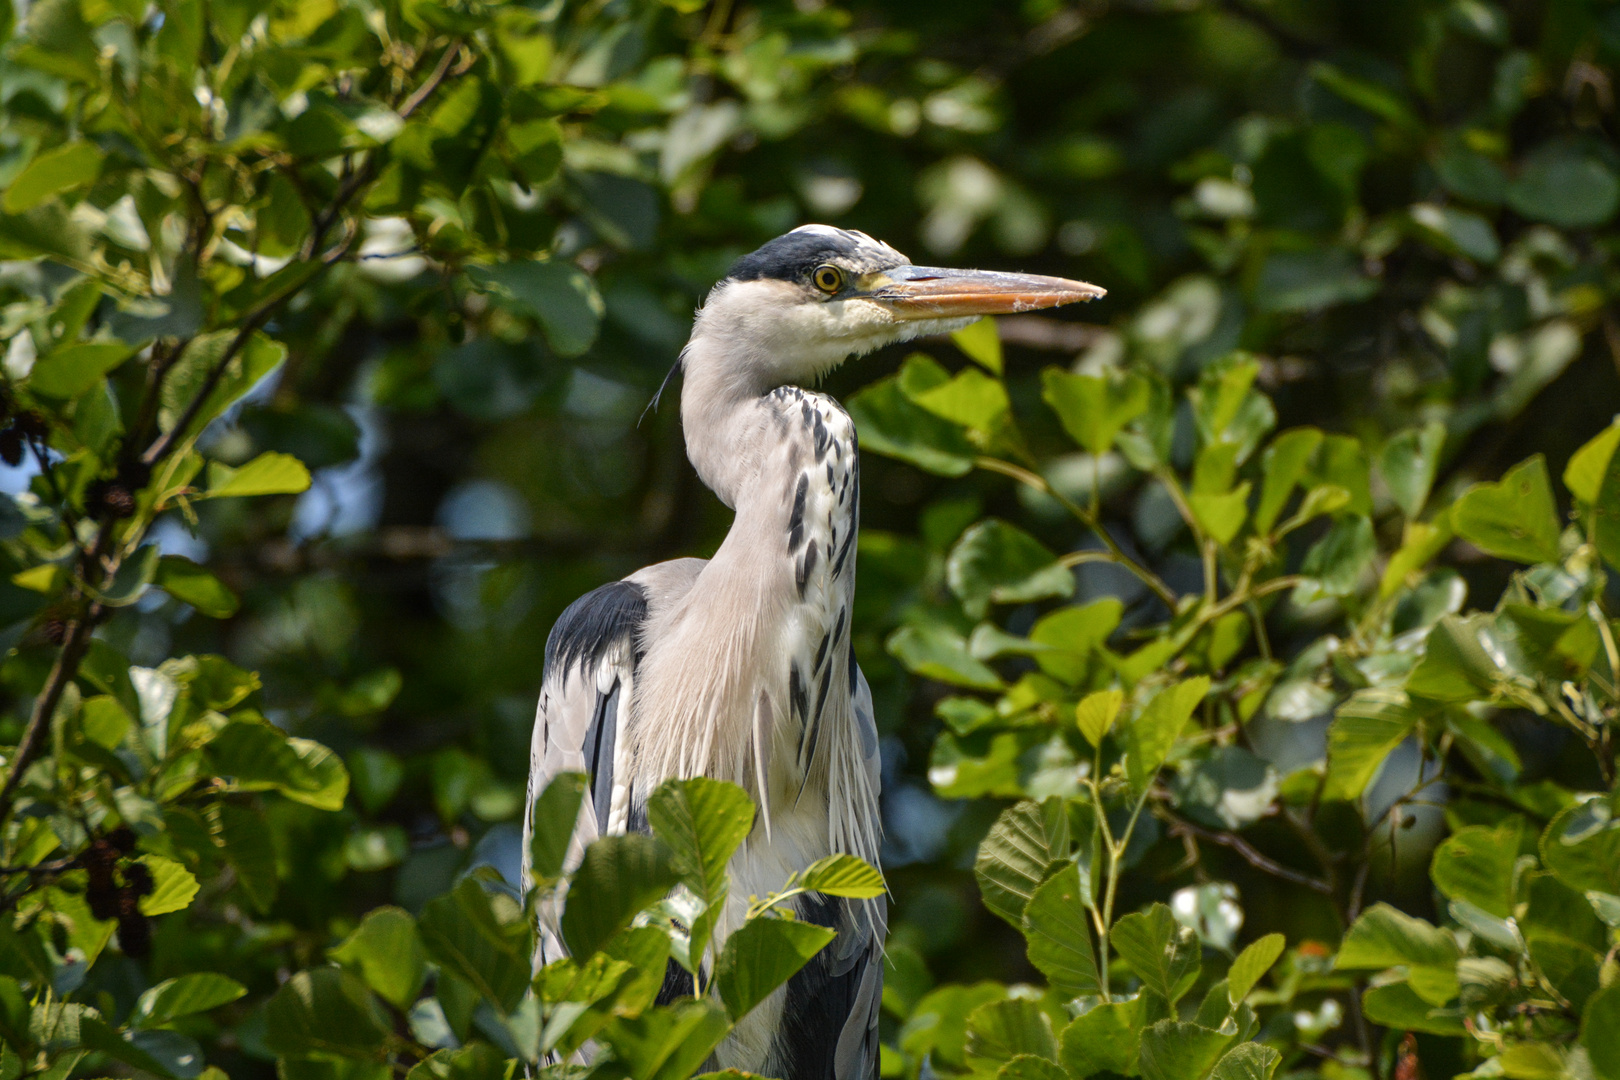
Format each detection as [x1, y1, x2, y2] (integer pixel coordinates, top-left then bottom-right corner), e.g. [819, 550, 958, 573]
[0, 591, 103, 811]
[1159, 810, 1335, 894]
[976, 455, 1179, 607]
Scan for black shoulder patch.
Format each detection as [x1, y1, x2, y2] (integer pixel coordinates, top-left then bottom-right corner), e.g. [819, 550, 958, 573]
[544, 579, 649, 683]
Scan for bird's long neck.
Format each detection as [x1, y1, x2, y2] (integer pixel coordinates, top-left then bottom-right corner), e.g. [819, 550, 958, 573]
[678, 331, 781, 508]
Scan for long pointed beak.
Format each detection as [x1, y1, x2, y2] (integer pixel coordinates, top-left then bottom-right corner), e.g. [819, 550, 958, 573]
[864, 264, 1105, 320]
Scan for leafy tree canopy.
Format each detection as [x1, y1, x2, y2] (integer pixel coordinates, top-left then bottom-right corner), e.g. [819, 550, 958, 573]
[0, 0, 1617, 1078]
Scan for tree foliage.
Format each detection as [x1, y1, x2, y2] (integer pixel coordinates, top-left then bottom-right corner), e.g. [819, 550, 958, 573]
[0, 0, 1617, 1078]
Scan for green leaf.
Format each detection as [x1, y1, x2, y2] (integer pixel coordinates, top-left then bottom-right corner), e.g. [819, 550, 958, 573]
[911, 367, 1010, 432]
[847, 373, 976, 477]
[1255, 428, 1323, 534]
[716, 917, 835, 1020]
[1075, 689, 1123, 748]
[1226, 933, 1285, 1003]
[264, 967, 391, 1058]
[1379, 421, 1446, 518]
[529, 772, 587, 884]
[964, 998, 1058, 1068]
[1498, 1043, 1569, 1080]
[947, 519, 1074, 618]
[1187, 483, 1251, 545]
[1564, 417, 1620, 504]
[1335, 903, 1459, 974]
[1137, 1021, 1231, 1080]
[1405, 614, 1501, 702]
[419, 878, 531, 1013]
[2, 141, 104, 213]
[1030, 599, 1123, 683]
[1022, 863, 1100, 1000]
[1041, 368, 1152, 456]
[1325, 689, 1417, 801]
[204, 452, 313, 498]
[975, 798, 1071, 928]
[1451, 455, 1562, 564]
[1253, 247, 1377, 313]
[1541, 800, 1620, 895]
[561, 834, 678, 959]
[798, 853, 886, 898]
[466, 261, 604, 358]
[138, 855, 200, 916]
[329, 907, 427, 1011]
[1208, 1042, 1281, 1080]
[1292, 514, 1375, 603]
[648, 777, 753, 961]
[208, 721, 350, 810]
[89, 543, 159, 609]
[132, 974, 247, 1027]
[1595, 436, 1620, 573]
[1058, 998, 1140, 1078]
[1409, 203, 1500, 263]
[952, 317, 1003, 374]
[405, 1043, 510, 1080]
[887, 624, 1004, 690]
[30, 342, 137, 398]
[1125, 677, 1210, 793]
[598, 999, 730, 1080]
[998, 1056, 1067, 1080]
[649, 777, 753, 901]
[160, 331, 287, 437]
[1505, 145, 1620, 229]
[1111, 903, 1200, 1004]
[1585, 983, 1620, 1080]
[153, 556, 239, 618]
[1360, 981, 1466, 1035]
[78, 1015, 182, 1079]
[1431, 820, 1522, 918]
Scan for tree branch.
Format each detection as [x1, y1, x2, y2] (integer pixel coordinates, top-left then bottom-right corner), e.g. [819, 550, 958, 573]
[1159, 809, 1335, 895]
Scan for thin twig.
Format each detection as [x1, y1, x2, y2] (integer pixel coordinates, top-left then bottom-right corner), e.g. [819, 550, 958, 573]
[977, 455, 1178, 607]
[1159, 810, 1335, 894]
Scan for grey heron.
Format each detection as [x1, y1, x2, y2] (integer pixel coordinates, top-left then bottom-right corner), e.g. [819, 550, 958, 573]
[522, 225, 1103, 1078]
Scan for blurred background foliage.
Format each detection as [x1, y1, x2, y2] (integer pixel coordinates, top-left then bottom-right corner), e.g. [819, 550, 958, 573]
[1, 0, 1619, 1076]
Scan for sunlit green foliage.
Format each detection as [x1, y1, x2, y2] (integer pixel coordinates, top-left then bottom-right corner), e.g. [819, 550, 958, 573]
[0, 0, 1617, 1079]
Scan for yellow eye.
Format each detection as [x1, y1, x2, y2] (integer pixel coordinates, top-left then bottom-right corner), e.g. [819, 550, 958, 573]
[812, 264, 844, 294]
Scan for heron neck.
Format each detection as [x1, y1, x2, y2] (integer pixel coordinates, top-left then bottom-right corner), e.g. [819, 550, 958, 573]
[678, 334, 780, 508]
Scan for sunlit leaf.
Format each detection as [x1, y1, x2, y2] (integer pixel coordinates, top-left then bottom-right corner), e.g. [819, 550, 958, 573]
[204, 452, 313, 499]
[716, 917, 835, 1020]
[329, 907, 427, 1011]
[1451, 455, 1562, 564]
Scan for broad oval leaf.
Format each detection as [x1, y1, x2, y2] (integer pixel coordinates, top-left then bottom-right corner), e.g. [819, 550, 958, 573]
[1110, 902, 1200, 1005]
[529, 771, 588, 885]
[264, 967, 391, 1058]
[204, 451, 313, 499]
[975, 798, 1071, 928]
[715, 916, 836, 1020]
[138, 855, 200, 917]
[1451, 455, 1562, 564]
[329, 906, 427, 1011]
[1225, 933, 1285, 1003]
[798, 853, 885, 898]
[947, 519, 1074, 619]
[1022, 863, 1100, 1000]
[420, 878, 531, 1013]
[132, 973, 246, 1027]
[560, 833, 678, 960]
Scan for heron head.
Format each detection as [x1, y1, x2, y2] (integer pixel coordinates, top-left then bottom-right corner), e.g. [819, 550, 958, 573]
[686, 225, 1106, 388]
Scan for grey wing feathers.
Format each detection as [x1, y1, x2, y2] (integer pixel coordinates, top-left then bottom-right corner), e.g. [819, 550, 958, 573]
[523, 579, 648, 965]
